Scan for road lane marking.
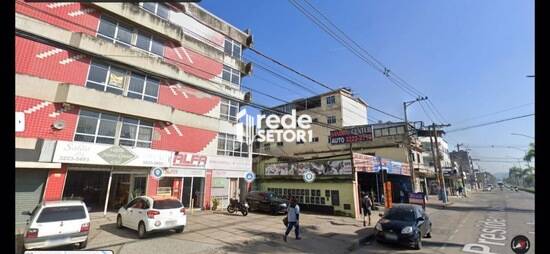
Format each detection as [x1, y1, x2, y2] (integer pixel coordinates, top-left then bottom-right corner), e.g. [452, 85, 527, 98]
[528, 232, 534, 234]
[526, 222, 534, 225]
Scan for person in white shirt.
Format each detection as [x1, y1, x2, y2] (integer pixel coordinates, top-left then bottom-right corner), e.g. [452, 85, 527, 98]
[283, 197, 301, 242]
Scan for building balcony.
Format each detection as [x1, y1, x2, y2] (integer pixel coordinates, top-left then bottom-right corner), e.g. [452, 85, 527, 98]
[16, 12, 246, 101]
[16, 74, 232, 133]
[89, 2, 184, 45]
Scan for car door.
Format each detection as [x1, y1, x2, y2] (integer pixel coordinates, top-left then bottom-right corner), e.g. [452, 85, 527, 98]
[121, 198, 138, 227]
[260, 193, 272, 212]
[415, 207, 426, 235]
[126, 198, 146, 230]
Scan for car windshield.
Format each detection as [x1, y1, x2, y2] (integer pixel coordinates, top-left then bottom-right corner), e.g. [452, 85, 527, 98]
[384, 207, 416, 221]
[153, 199, 183, 209]
[36, 206, 86, 223]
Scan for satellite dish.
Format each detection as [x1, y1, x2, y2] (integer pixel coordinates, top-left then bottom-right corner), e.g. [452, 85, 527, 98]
[52, 120, 65, 130]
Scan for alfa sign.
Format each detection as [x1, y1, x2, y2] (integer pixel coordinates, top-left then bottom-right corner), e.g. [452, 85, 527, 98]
[172, 153, 207, 168]
[329, 126, 373, 145]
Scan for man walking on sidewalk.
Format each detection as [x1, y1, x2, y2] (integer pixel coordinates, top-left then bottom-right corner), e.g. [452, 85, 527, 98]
[284, 197, 301, 242]
[362, 193, 373, 226]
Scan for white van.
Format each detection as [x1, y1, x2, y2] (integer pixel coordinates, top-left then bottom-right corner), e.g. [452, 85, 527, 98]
[22, 200, 90, 250]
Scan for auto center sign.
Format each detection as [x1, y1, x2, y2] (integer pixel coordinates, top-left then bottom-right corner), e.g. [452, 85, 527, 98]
[329, 125, 373, 144]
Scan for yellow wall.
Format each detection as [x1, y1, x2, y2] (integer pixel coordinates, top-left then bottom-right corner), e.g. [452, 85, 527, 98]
[258, 180, 357, 218]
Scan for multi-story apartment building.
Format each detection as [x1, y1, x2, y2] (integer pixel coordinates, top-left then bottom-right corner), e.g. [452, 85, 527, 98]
[15, 1, 253, 229]
[450, 150, 475, 190]
[253, 89, 423, 218]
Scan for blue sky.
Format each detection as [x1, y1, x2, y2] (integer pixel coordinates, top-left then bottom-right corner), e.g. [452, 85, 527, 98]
[200, 0, 534, 175]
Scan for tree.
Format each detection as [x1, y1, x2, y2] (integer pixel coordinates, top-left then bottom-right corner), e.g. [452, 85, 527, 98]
[524, 143, 535, 162]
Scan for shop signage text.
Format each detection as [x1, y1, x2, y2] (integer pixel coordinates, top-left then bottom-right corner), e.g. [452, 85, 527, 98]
[52, 141, 171, 167]
[172, 153, 207, 168]
[329, 126, 372, 145]
[265, 159, 352, 176]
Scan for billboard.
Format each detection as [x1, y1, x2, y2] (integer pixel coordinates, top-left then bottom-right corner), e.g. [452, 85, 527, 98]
[329, 125, 373, 145]
[265, 159, 352, 176]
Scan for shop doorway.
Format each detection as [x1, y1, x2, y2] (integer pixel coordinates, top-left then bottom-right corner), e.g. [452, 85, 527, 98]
[106, 174, 147, 212]
[181, 177, 205, 210]
[63, 171, 109, 213]
[107, 174, 130, 211]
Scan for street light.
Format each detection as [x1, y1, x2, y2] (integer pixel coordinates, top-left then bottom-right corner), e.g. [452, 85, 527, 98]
[403, 96, 428, 192]
[510, 133, 534, 139]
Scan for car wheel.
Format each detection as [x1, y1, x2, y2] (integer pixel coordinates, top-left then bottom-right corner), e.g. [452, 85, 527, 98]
[414, 232, 422, 250]
[175, 226, 184, 233]
[138, 222, 147, 239]
[78, 240, 87, 249]
[116, 215, 123, 229]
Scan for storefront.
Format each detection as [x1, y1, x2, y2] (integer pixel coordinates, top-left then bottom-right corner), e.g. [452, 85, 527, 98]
[208, 155, 251, 209]
[260, 156, 356, 217]
[51, 141, 172, 214]
[354, 153, 412, 206]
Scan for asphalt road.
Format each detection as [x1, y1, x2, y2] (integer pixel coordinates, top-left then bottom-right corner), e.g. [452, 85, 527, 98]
[354, 189, 535, 254]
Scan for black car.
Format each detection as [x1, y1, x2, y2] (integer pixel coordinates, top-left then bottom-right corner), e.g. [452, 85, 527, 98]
[246, 191, 288, 215]
[375, 204, 432, 250]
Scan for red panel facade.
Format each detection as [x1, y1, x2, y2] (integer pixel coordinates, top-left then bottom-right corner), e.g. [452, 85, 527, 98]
[16, 36, 91, 86]
[16, 1, 100, 36]
[152, 123, 217, 153]
[158, 81, 220, 115]
[147, 176, 159, 197]
[203, 169, 213, 209]
[172, 178, 182, 200]
[164, 42, 223, 81]
[16, 96, 79, 141]
[43, 166, 67, 201]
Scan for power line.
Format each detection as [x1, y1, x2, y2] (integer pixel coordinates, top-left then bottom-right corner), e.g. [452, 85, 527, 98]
[446, 114, 534, 133]
[287, 0, 447, 124]
[452, 102, 534, 124]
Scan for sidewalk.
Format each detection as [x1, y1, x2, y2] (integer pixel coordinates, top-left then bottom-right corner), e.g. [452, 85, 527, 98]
[81, 210, 382, 254]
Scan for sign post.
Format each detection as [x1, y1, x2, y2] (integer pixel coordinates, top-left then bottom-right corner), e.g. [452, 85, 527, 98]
[384, 181, 392, 209]
[408, 192, 426, 210]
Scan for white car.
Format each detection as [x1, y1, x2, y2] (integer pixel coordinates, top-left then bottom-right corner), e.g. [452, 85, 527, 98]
[117, 196, 187, 238]
[22, 200, 90, 250]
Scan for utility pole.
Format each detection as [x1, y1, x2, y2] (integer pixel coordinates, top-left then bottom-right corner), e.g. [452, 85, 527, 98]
[403, 96, 428, 192]
[428, 127, 437, 195]
[432, 123, 451, 203]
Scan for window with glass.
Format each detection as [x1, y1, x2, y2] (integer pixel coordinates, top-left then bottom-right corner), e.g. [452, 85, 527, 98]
[222, 65, 241, 86]
[220, 98, 239, 122]
[224, 38, 242, 59]
[326, 96, 336, 105]
[327, 116, 336, 124]
[74, 109, 153, 148]
[74, 109, 118, 144]
[139, 2, 170, 20]
[119, 117, 154, 148]
[217, 133, 248, 157]
[127, 72, 160, 102]
[97, 15, 165, 57]
[86, 59, 160, 102]
[136, 31, 165, 56]
[86, 60, 126, 95]
[97, 16, 133, 47]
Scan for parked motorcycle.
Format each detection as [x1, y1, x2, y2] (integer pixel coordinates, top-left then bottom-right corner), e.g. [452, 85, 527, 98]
[227, 198, 249, 216]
